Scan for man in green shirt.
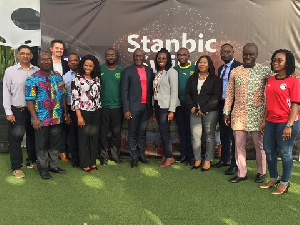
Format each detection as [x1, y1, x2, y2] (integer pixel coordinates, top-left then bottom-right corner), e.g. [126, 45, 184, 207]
[100, 48, 123, 164]
[174, 48, 195, 165]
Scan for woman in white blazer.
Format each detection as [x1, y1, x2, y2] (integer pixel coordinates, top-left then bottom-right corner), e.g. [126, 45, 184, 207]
[153, 48, 180, 168]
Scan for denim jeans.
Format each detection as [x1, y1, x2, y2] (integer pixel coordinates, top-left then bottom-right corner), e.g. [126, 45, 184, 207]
[190, 110, 218, 161]
[128, 104, 150, 160]
[263, 120, 300, 184]
[175, 104, 193, 160]
[9, 107, 36, 170]
[154, 101, 173, 158]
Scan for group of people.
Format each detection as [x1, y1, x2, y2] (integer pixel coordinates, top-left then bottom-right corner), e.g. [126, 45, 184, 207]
[3, 39, 300, 195]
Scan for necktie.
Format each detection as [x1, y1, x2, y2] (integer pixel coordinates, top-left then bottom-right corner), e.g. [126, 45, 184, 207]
[221, 65, 228, 80]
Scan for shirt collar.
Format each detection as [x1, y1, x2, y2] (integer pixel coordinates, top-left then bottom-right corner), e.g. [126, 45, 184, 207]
[224, 59, 234, 67]
[16, 62, 35, 70]
[178, 62, 192, 69]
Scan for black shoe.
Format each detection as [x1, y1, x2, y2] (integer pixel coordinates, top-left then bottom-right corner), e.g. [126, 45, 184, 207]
[100, 159, 108, 166]
[139, 155, 150, 164]
[186, 159, 195, 166]
[191, 165, 201, 170]
[71, 162, 80, 168]
[201, 167, 210, 172]
[212, 160, 230, 168]
[131, 159, 138, 168]
[111, 157, 123, 164]
[255, 173, 265, 183]
[224, 166, 238, 175]
[40, 172, 53, 180]
[230, 175, 248, 183]
[175, 156, 187, 163]
[49, 168, 66, 174]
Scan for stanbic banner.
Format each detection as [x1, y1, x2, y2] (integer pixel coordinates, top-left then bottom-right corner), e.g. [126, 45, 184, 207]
[41, 0, 300, 72]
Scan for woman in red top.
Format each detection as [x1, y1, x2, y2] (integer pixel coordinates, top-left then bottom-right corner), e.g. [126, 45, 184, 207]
[260, 49, 300, 195]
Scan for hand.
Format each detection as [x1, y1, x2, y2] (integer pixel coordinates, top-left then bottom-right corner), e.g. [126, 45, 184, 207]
[152, 110, 156, 121]
[6, 115, 16, 124]
[197, 110, 205, 117]
[282, 127, 292, 140]
[167, 112, 174, 121]
[260, 121, 266, 134]
[191, 107, 196, 114]
[224, 115, 230, 126]
[64, 113, 71, 125]
[77, 116, 85, 128]
[32, 118, 41, 130]
[124, 111, 132, 120]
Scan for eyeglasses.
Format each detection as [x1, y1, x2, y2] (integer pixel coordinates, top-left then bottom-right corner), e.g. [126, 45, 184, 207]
[272, 59, 284, 63]
[105, 54, 116, 57]
[19, 52, 31, 56]
[220, 50, 232, 55]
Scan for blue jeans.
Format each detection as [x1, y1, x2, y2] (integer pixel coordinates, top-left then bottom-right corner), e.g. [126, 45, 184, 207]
[154, 101, 173, 158]
[263, 120, 300, 184]
[175, 104, 193, 160]
[190, 110, 218, 161]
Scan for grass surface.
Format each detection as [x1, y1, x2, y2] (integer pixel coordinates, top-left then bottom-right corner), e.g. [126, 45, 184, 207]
[1, 152, 300, 225]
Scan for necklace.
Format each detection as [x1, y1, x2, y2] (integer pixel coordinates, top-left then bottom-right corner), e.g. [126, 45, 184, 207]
[198, 73, 208, 80]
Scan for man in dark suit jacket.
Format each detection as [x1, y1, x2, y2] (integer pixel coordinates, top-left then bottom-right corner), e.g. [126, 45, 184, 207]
[121, 48, 154, 168]
[213, 43, 242, 175]
[50, 39, 70, 76]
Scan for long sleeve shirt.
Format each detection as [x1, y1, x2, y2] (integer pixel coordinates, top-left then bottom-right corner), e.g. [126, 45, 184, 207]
[223, 64, 272, 131]
[3, 63, 39, 115]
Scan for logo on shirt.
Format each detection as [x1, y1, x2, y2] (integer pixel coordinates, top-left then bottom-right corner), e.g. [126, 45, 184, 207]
[190, 71, 193, 76]
[115, 73, 121, 78]
[182, 72, 187, 76]
[100, 73, 104, 76]
[280, 83, 287, 90]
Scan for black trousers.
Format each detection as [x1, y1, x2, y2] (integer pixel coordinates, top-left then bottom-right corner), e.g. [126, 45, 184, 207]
[35, 124, 62, 173]
[67, 105, 79, 164]
[100, 107, 123, 159]
[78, 109, 101, 168]
[9, 107, 36, 170]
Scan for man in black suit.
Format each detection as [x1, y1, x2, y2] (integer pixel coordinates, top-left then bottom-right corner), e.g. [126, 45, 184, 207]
[121, 48, 154, 168]
[50, 39, 70, 76]
[213, 43, 242, 175]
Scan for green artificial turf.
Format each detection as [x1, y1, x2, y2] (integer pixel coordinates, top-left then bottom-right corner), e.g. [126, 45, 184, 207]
[1, 152, 300, 225]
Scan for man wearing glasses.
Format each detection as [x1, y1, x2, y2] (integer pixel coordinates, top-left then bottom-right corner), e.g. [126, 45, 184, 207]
[223, 43, 272, 184]
[3, 45, 38, 178]
[99, 48, 123, 165]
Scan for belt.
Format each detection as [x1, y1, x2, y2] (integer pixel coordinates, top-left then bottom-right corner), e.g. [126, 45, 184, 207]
[12, 106, 28, 110]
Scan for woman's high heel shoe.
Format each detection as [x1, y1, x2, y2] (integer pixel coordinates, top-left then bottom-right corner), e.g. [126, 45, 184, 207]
[83, 167, 91, 173]
[260, 180, 280, 189]
[91, 166, 98, 171]
[271, 183, 290, 195]
[191, 165, 201, 170]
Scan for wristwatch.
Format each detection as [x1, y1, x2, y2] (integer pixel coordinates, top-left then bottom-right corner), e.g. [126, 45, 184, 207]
[286, 123, 293, 128]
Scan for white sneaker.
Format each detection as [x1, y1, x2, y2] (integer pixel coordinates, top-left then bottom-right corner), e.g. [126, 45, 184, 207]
[12, 169, 25, 178]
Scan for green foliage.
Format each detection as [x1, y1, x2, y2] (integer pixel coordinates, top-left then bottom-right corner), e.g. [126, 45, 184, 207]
[0, 37, 16, 80]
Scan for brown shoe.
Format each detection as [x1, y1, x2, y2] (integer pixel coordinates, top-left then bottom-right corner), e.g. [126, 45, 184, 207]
[271, 183, 290, 195]
[160, 157, 175, 168]
[260, 180, 280, 189]
[59, 153, 69, 161]
[157, 156, 166, 164]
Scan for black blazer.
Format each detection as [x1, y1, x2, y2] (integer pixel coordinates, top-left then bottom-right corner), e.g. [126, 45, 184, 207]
[62, 59, 70, 75]
[185, 74, 222, 113]
[121, 65, 154, 112]
[218, 59, 242, 82]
